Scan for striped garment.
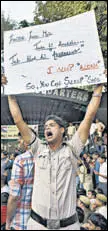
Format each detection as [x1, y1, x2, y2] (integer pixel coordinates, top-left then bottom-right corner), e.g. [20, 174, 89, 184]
[9, 151, 34, 230]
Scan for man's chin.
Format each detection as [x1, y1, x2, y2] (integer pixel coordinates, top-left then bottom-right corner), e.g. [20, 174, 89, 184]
[46, 137, 54, 143]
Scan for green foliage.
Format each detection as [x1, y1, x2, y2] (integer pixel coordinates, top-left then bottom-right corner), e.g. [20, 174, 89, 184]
[18, 20, 30, 28]
[1, 13, 35, 49]
[33, 1, 107, 68]
[34, 1, 89, 23]
[18, 20, 35, 28]
[1, 11, 17, 50]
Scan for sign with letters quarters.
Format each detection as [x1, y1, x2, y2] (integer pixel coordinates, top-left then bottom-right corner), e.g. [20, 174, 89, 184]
[4, 10, 106, 95]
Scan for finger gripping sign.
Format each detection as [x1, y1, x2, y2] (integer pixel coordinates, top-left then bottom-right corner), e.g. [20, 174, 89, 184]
[4, 10, 106, 95]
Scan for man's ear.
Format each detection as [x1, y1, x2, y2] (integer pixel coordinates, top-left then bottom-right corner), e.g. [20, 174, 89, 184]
[60, 127, 65, 136]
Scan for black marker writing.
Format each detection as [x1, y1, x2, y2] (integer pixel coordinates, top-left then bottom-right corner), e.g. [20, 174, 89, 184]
[52, 48, 81, 60]
[29, 30, 53, 41]
[9, 34, 25, 44]
[58, 40, 84, 47]
[33, 41, 56, 51]
[64, 76, 84, 87]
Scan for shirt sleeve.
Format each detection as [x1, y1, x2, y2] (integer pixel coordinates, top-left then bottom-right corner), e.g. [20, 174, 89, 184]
[104, 162, 107, 176]
[30, 137, 41, 156]
[9, 157, 24, 197]
[67, 131, 85, 158]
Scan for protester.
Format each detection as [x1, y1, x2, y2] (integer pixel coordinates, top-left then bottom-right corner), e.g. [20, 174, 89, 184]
[6, 132, 36, 230]
[89, 121, 97, 144]
[81, 213, 107, 230]
[77, 195, 91, 223]
[1, 175, 9, 230]
[1, 74, 8, 85]
[76, 206, 85, 225]
[92, 152, 100, 189]
[95, 119, 105, 138]
[95, 193, 107, 219]
[67, 122, 76, 140]
[4, 153, 15, 184]
[90, 193, 107, 219]
[77, 188, 87, 199]
[94, 153, 107, 196]
[78, 153, 93, 193]
[1, 151, 9, 178]
[87, 190, 97, 205]
[6, 81, 104, 230]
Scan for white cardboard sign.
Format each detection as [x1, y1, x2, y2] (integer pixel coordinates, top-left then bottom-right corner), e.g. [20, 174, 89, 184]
[4, 10, 106, 94]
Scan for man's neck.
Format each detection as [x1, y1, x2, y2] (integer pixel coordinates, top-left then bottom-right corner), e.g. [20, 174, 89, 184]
[49, 141, 63, 151]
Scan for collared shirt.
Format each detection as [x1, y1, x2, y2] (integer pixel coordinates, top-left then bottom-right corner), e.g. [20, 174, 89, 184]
[67, 125, 76, 136]
[95, 206, 107, 219]
[94, 160, 100, 184]
[31, 131, 84, 220]
[99, 161, 107, 183]
[9, 151, 34, 230]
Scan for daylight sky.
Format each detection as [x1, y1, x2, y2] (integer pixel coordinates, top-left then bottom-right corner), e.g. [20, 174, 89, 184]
[1, 1, 36, 22]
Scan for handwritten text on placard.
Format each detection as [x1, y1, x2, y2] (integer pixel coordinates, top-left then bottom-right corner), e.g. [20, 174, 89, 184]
[4, 10, 106, 94]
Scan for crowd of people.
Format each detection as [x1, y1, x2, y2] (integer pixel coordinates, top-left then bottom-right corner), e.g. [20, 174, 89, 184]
[1, 74, 107, 230]
[1, 117, 107, 230]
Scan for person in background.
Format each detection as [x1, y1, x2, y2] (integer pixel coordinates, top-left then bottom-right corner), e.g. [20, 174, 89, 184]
[92, 152, 100, 189]
[1, 74, 8, 85]
[89, 121, 97, 144]
[17, 132, 29, 153]
[77, 196, 91, 223]
[94, 153, 107, 196]
[1, 151, 9, 178]
[95, 119, 105, 138]
[90, 193, 107, 220]
[77, 188, 87, 200]
[4, 153, 15, 184]
[81, 213, 107, 230]
[76, 206, 85, 225]
[6, 131, 36, 230]
[3, 69, 106, 230]
[94, 193, 107, 219]
[102, 129, 107, 157]
[80, 153, 93, 193]
[87, 190, 97, 205]
[1, 175, 9, 230]
[67, 122, 76, 140]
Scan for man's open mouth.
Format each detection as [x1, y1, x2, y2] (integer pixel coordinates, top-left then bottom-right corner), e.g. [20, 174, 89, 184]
[46, 131, 53, 138]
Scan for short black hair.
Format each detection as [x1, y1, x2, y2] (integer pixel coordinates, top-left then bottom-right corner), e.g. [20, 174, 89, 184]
[2, 151, 8, 156]
[88, 190, 96, 198]
[76, 206, 84, 223]
[80, 227, 88, 230]
[88, 213, 107, 230]
[99, 154, 106, 160]
[77, 188, 86, 198]
[45, 115, 65, 128]
[45, 115, 66, 137]
[96, 188, 104, 194]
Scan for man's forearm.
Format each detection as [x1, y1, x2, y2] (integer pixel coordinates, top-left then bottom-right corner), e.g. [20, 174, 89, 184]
[99, 173, 107, 179]
[77, 85, 103, 144]
[8, 95, 32, 144]
[6, 195, 18, 229]
[8, 95, 23, 123]
[85, 85, 103, 120]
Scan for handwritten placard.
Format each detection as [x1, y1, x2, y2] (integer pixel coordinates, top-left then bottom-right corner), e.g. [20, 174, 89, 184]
[4, 10, 106, 94]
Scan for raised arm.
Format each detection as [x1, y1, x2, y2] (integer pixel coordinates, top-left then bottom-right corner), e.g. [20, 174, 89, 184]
[8, 95, 33, 144]
[77, 84, 103, 144]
